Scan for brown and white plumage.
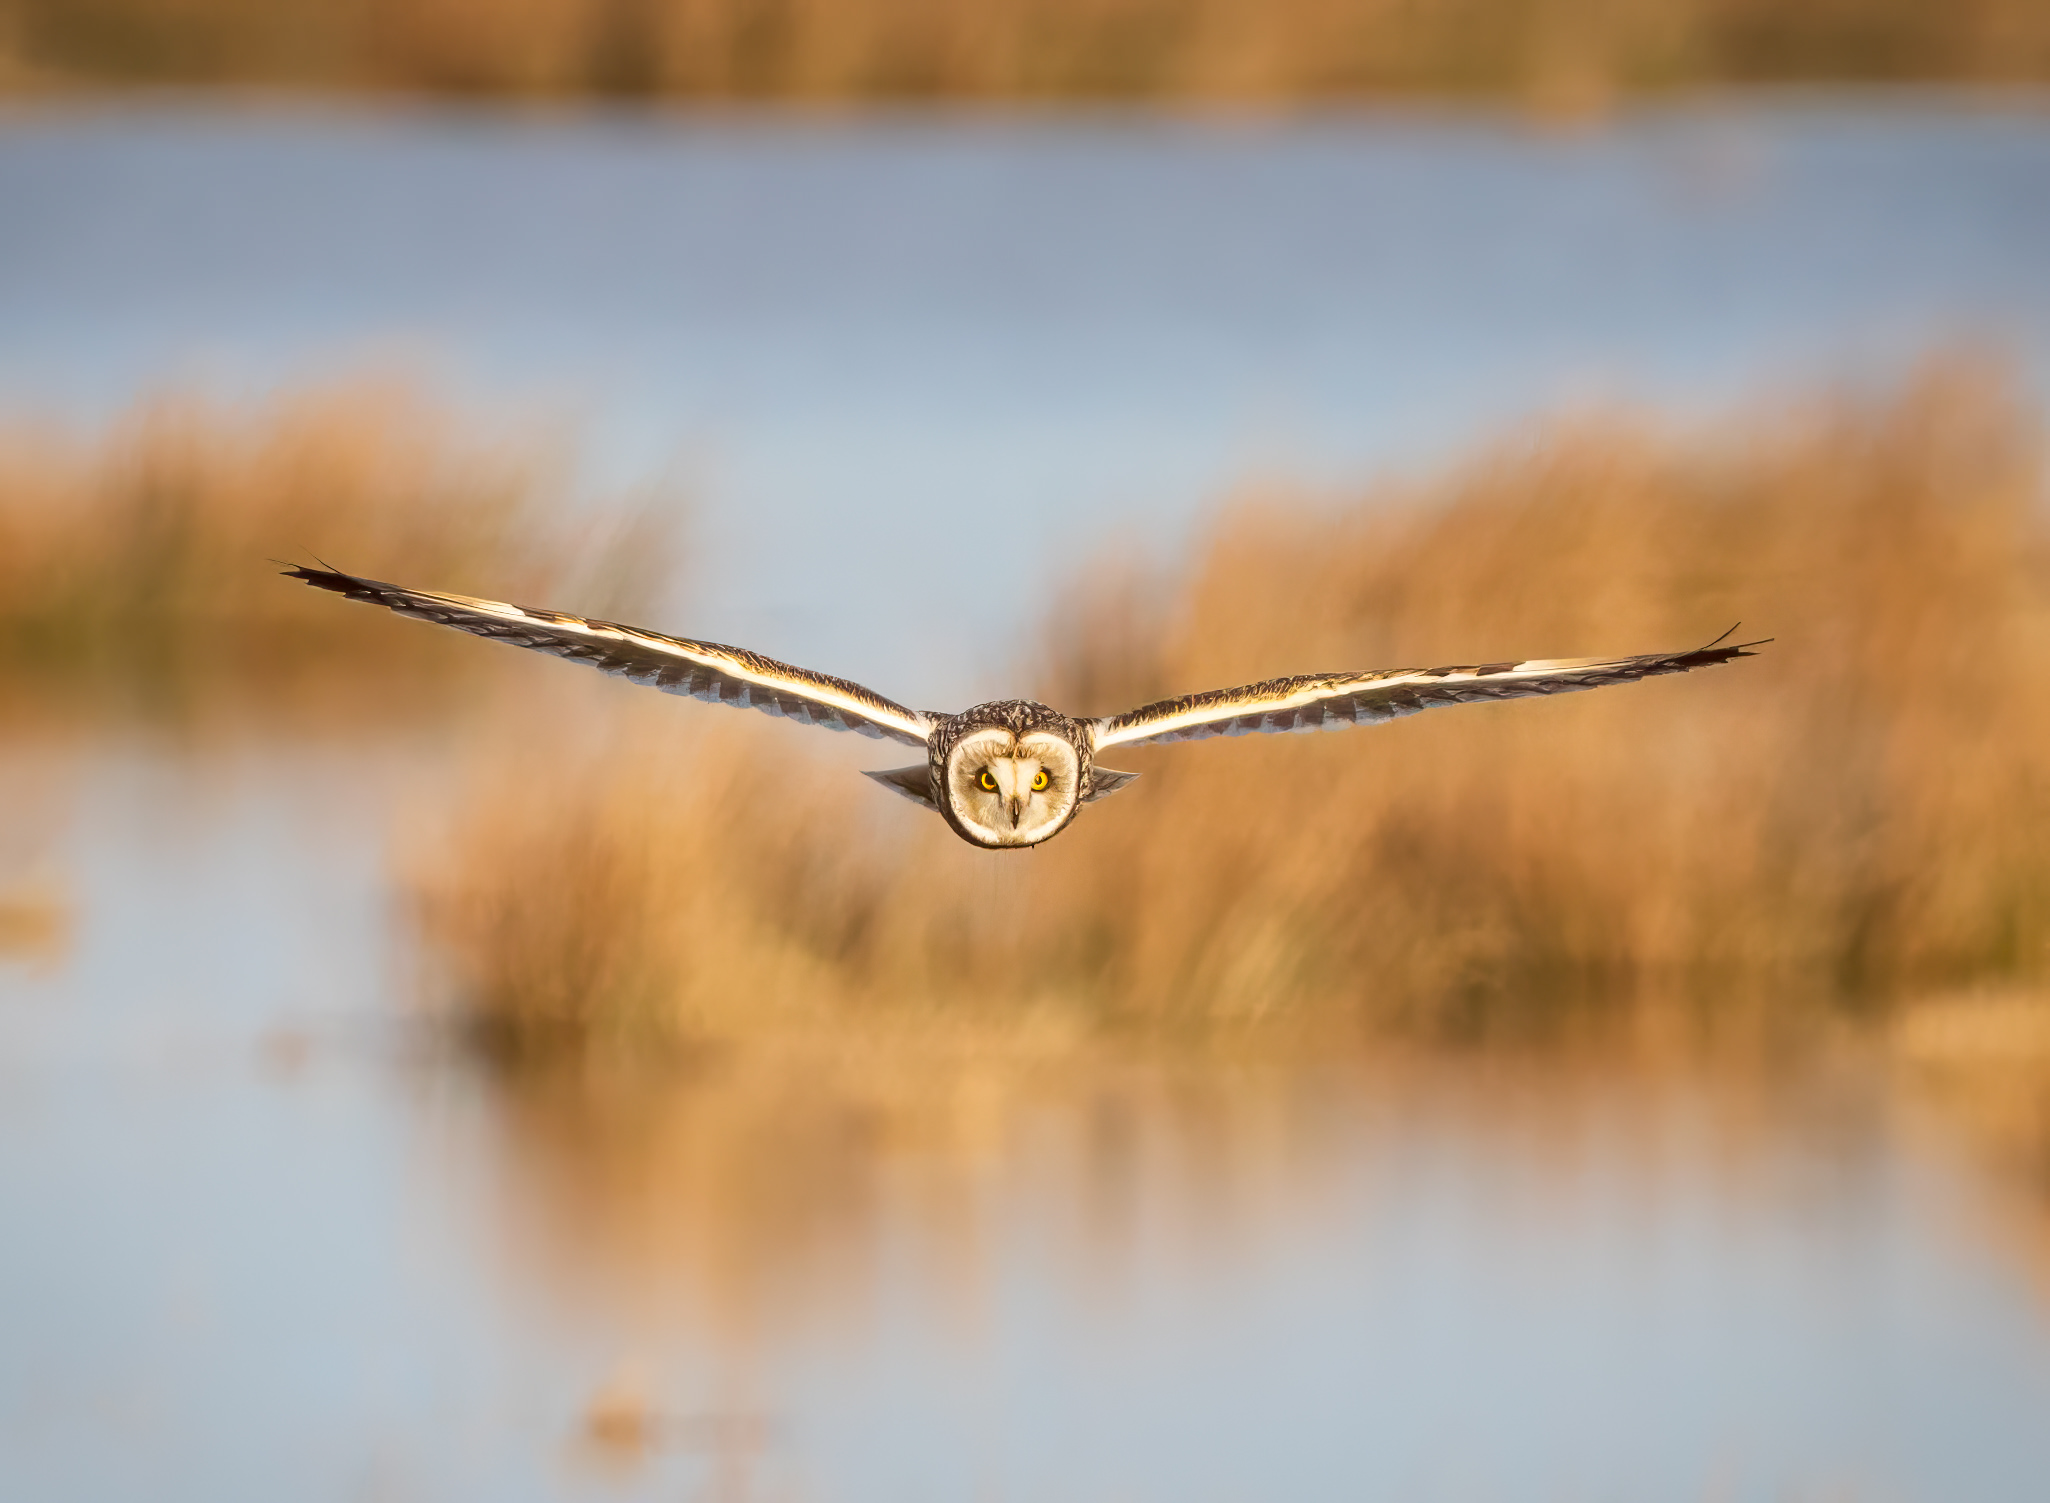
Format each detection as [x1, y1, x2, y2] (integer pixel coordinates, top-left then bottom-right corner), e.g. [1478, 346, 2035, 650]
[1090, 641, 1758, 750]
[287, 565, 1763, 850]
[284, 567, 933, 746]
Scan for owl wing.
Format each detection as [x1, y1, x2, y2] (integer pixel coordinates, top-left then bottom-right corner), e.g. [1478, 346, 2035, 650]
[1090, 634, 1764, 751]
[285, 566, 936, 746]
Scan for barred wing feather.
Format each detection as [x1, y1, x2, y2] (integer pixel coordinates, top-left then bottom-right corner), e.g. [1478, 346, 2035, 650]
[285, 567, 935, 747]
[1091, 637, 1763, 751]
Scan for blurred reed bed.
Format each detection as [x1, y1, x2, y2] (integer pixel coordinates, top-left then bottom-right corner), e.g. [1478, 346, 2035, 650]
[7, 0, 2047, 106]
[1040, 357, 2050, 1016]
[0, 376, 670, 729]
[405, 357, 2050, 1056]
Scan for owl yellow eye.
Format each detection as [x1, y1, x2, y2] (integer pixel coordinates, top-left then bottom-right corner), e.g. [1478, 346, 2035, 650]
[1031, 769, 1050, 792]
[978, 769, 998, 792]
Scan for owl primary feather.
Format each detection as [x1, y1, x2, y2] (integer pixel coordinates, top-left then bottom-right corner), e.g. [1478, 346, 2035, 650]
[286, 566, 1764, 850]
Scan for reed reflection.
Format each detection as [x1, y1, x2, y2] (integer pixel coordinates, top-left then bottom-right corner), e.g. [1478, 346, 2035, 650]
[466, 1004, 1927, 1416]
[1894, 990, 2050, 1295]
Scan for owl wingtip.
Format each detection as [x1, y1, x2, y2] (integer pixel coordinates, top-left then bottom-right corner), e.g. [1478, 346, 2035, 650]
[1699, 624, 1770, 660]
[280, 560, 356, 589]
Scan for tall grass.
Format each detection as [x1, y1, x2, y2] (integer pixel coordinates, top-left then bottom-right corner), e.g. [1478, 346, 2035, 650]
[8, 0, 2049, 105]
[405, 359, 2050, 1049]
[0, 376, 670, 721]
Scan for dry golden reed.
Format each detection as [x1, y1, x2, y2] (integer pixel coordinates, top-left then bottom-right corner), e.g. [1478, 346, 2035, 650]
[407, 358, 2050, 1047]
[8, 0, 2049, 104]
[0, 375, 669, 718]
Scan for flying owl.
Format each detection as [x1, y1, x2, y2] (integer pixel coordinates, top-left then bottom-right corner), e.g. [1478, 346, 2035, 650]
[287, 567, 1762, 850]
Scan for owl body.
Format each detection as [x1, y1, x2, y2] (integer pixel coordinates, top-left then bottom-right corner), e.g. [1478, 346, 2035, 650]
[286, 567, 1762, 851]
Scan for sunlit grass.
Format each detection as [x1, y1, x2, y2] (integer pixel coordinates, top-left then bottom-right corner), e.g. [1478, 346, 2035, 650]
[9, 0, 2048, 104]
[0, 375, 672, 724]
[405, 357, 2050, 1055]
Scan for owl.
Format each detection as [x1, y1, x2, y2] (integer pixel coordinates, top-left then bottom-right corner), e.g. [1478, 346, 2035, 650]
[288, 567, 1762, 850]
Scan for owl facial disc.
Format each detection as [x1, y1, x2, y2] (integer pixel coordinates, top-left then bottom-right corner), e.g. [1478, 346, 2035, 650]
[943, 728, 1082, 848]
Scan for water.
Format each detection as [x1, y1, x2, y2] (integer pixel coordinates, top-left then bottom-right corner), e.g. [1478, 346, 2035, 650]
[2, 97, 2047, 700]
[4, 730, 2050, 1500]
[6, 97, 2050, 1499]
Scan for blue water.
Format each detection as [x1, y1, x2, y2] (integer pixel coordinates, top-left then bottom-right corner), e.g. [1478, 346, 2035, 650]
[7, 743, 2050, 1503]
[5, 97, 2050, 1501]
[2, 97, 2046, 701]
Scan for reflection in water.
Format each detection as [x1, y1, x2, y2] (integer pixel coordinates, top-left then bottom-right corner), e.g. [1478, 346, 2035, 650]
[1895, 992, 2050, 1295]
[0, 881, 67, 966]
[486, 1035, 1326, 1344]
[474, 1014, 2050, 1500]
[0, 738, 77, 969]
[4, 716, 2050, 1497]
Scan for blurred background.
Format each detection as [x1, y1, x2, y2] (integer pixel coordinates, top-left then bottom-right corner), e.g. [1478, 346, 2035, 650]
[3, 5, 2050, 1501]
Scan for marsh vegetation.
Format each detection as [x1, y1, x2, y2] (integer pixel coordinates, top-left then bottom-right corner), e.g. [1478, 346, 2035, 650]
[383, 357, 2050, 1391]
[10, 0, 2050, 105]
[0, 376, 671, 726]
[7, 355, 2050, 1496]
[400, 359, 2050, 1055]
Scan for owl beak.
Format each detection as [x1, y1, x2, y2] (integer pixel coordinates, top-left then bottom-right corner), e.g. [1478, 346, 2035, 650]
[1007, 795, 1025, 828]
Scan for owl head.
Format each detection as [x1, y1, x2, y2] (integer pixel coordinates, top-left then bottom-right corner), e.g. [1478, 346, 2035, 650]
[939, 726, 1084, 848]
[862, 703, 1141, 848]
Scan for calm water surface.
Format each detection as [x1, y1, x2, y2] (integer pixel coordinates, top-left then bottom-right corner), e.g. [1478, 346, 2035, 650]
[2, 735, 2050, 1500]
[1, 98, 2047, 699]
[5, 98, 2050, 1500]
